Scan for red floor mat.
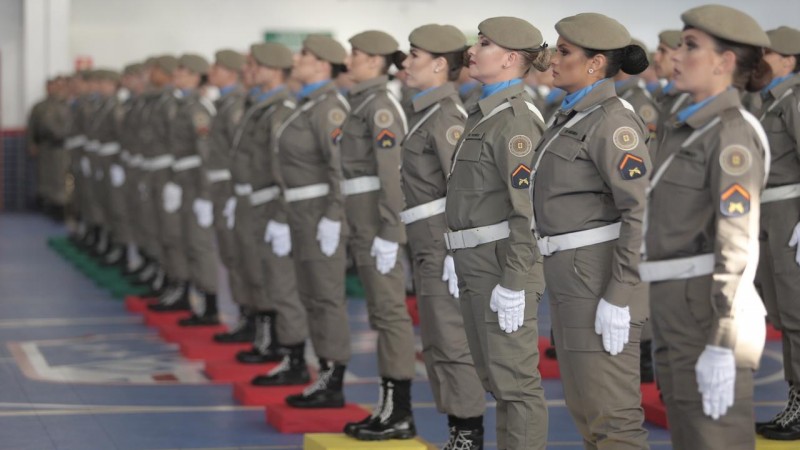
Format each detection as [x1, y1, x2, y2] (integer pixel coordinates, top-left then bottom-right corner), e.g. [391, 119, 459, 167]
[266, 403, 370, 433]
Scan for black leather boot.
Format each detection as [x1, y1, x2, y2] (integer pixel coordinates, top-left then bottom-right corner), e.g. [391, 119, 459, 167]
[213, 309, 256, 343]
[148, 281, 190, 312]
[236, 311, 283, 363]
[179, 293, 220, 326]
[355, 378, 416, 440]
[443, 415, 484, 450]
[251, 343, 310, 386]
[344, 380, 386, 437]
[761, 386, 800, 439]
[285, 359, 345, 408]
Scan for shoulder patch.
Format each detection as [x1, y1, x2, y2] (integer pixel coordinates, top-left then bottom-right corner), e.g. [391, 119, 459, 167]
[508, 134, 533, 158]
[328, 108, 346, 126]
[720, 183, 750, 217]
[376, 129, 396, 148]
[612, 126, 639, 151]
[446, 125, 464, 146]
[511, 164, 532, 189]
[331, 127, 342, 145]
[639, 104, 658, 123]
[374, 108, 394, 128]
[618, 154, 646, 180]
[193, 111, 211, 137]
[719, 145, 752, 176]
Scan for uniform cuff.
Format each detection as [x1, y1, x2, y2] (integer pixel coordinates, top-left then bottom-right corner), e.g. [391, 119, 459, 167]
[708, 317, 737, 349]
[500, 270, 527, 292]
[603, 281, 635, 308]
[377, 225, 406, 245]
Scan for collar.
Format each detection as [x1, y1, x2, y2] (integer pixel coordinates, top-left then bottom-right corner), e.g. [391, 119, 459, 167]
[219, 84, 238, 97]
[562, 79, 613, 112]
[412, 83, 458, 113]
[350, 75, 389, 96]
[481, 79, 522, 99]
[254, 85, 285, 103]
[613, 77, 639, 95]
[646, 81, 661, 94]
[678, 88, 741, 129]
[297, 79, 330, 99]
[545, 88, 565, 104]
[477, 81, 526, 116]
[459, 81, 479, 97]
[764, 73, 800, 100]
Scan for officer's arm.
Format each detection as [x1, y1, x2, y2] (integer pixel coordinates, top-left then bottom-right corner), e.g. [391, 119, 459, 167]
[370, 97, 407, 244]
[707, 122, 764, 349]
[314, 98, 348, 222]
[492, 115, 540, 291]
[782, 91, 800, 160]
[591, 115, 651, 308]
[428, 105, 465, 177]
[270, 107, 295, 223]
[192, 105, 213, 196]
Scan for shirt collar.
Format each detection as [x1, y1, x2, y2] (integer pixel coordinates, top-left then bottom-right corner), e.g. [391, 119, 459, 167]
[412, 83, 458, 113]
[254, 85, 285, 103]
[477, 81, 526, 116]
[349, 75, 389, 96]
[561, 79, 611, 112]
[545, 88, 565, 104]
[763, 73, 798, 99]
[481, 79, 521, 99]
[219, 84, 237, 97]
[297, 79, 330, 100]
[677, 88, 741, 129]
[459, 81, 479, 97]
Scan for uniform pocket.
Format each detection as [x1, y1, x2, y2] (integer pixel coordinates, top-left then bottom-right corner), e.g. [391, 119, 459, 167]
[546, 135, 583, 162]
[403, 131, 427, 155]
[683, 276, 713, 329]
[663, 152, 707, 190]
[451, 137, 484, 191]
[343, 116, 370, 138]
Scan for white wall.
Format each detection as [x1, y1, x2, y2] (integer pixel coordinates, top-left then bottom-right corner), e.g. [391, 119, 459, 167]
[1, 0, 25, 128]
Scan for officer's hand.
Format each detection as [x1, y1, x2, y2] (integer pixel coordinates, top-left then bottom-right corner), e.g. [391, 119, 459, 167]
[193, 198, 214, 228]
[441, 255, 459, 298]
[316, 217, 341, 257]
[489, 285, 525, 333]
[695, 345, 736, 420]
[223, 197, 237, 229]
[110, 164, 126, 187]
[264, 221, 292, 257]
[370, 237, 398, 274]
[594, 298, 630, 355]
[788, 222, 800, 267]
[162, 182, 183, 213]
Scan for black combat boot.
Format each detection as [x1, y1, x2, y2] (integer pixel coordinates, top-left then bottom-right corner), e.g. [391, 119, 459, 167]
[443, 415, 484, 450]
[355, 378, 416, 441]
[179, 293, 220, 326]
[285, 359, 345, 408]
[213, 308, 256, 343]
[251, 342, 310, 386]
[344, 380, 386, 437]
[148, 281, 190, 312]
[761, 386, 800, 439]
[236, 311, 283, 363]
[102, 243, 125, 266]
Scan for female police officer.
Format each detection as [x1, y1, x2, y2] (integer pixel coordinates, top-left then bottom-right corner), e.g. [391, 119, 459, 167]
[400, 24, 485, 449]
[638, 5, 770, 449]
[531, 13, 651, 449]
[445, 16, 549, 450]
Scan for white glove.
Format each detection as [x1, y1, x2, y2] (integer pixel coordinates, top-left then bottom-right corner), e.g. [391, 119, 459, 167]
[442, 255, 459, 298]
[110, 164, 126, 187]
[316, 217, 341, 257]
[489, 284, 525, 333]
[223, 197, 237, 229]
[370, 236, 399, 274]
[264, 220, 292, 257]
[80, 157, 91, 177]
[193, 198, 214, 228]
[695, 345, 736, 420]
[594, 298, 631, 356]
[788, 221, 800, 267]
[162, 182, 183, 213]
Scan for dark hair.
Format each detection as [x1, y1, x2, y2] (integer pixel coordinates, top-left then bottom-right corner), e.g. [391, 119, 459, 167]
[331, 63, 347, 78]
[381, 50, 407, 74]
[583, 44, 649, 77]
[426, 46, 468, 82]
[517, 44, 552, 75]
[199, 74, 209, 86]
[710, 34, 767, 92]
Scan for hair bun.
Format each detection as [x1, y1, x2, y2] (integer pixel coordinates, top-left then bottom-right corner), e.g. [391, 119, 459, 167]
[621, 44, 649, 75]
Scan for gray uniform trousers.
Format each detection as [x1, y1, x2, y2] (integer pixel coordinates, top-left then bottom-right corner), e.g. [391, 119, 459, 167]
[453, 238, 547, 450]
[209, 181, 248, 308]
[650, 278, 756, 450]
[143, 167, 170, 264]
[345, 191, 416, 380]
[545, 240, 648, 450]
[231, 193, 268, 311]
[407, 214, 485, 419]
[171, 168, 217, 293]
[757, 199, 800, 384]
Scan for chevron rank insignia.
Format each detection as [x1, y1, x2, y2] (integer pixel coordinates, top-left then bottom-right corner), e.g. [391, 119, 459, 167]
[618, 154, 646, 180]
[376, 129, 396, 148]
[511, 164, 532, 189]
[331, 127, 342, 145]
[720, 183, 750, 217]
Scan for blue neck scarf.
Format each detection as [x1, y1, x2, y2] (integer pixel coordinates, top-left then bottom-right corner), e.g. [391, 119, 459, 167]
[663, 81, 675, 95]
[459, 81, 478, 97]
[480, 79, 521, 99]
[254, 85, 285, 103]
[297, 80, 329, 99]
[413, 86, 437, 101]
[561, 79, 607, 110]
[762, 74, 793, 98]
[219, 84, 237, 97]
[676, 92, 722, 123]
[646, 81, 661, 94]
[545, 88, 564, 105]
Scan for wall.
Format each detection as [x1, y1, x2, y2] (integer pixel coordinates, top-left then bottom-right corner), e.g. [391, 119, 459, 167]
[1, 0, 24, 128]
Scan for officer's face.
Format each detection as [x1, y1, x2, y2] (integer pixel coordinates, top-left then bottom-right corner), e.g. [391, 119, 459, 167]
[402, 47, 443, 90]
[551, 37, 597, 93]
[654, 43, 676, 79]
[346, 49, 379, 83]
[466, 35, 516, 84]
[292, 48, 319, 84]
[672, 29, 733, 100]
[763, 50, 795, 80]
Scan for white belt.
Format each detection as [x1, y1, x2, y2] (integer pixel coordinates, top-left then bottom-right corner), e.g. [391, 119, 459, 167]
[284, 183, 330, 203]
[762, 183, 800, 204]
[84, 140, 101, 153]
[206, 169, 232, 183]
[342, 176, 381, 196]
[172, 155, 202, 172]
[97, 142, 121, 156]
[144, 154, 175, 171]
[65, 135, 87, 150]
[638, 253, 714, 282]
[444, 221, 510, 250]
[129, 154, 144, 168]
[400, 197, 446, 224]
[249, 186, 280, 205]
[537, 222, 621, 257]
[234, 183, 253, 196]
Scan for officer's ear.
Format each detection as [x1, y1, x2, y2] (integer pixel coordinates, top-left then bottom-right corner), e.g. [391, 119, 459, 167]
[590, 53, 606, 77]
[502, 50, 518, 70]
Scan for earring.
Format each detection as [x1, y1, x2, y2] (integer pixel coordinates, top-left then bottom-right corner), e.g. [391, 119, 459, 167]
[588, 68, 594, 74]
[434, 68, 440, 73]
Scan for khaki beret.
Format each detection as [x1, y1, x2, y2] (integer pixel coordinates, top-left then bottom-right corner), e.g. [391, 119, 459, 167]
[556, 13, 631, 50]
[143, 57, 158, 67]
[303, 35, 347, 64]
[349, 30, 399, 56]
[153, 55, 179, 74]
[93, 69, 120, 83]
[215, 49, 246, 72]
[767, 26, 800, 55]
[479, 17, 543, 50]
[681, 5, 769, 47]
[123, 63, 144, 76]
[409, 24, 467, 54]
[251, 42, 293, 69]
[179, 53, 210, 75]
[659, 30, 682, 50]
